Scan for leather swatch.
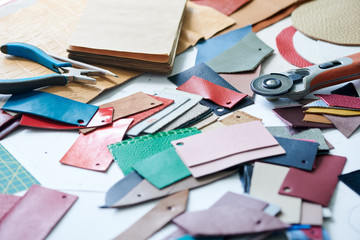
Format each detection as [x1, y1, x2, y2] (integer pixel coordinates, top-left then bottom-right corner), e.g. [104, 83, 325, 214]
[291, 0, 360, 45]
[238, 164, 253, 193]
[0, 112, 20, 140]
[273, 105, 334, 128]
[80, 92, 162, 134]
[110, 170, 236, 208]
[331, 82, 359, 97]
[207, 32, 274, 73]
[126, 93, 189, 136]
[219, 65, 261, 98]
[0, 194, 21, 221]
[189, 113, 218, 130]
[316, 94, 360, 110]
[132, 148, 191, 189]
[276, 26, 313, 67]
[143, 88, 202, 134]
[172, 121, 285, 177]
[0, 110, 14, 127]
[113, 190, 188, 240]
[338, 170, 360, 196]
[2, 91, 98, 126]
[195, 25, 252, 64]
[211, 191, 268, 211]
[103, 171, 143, 208]
[279, 154, 346, 206]
[0, 185, 77, 240]
[266, 126, 329, 151]
[108, 128, 201, 175]
[177, 76, 247, 109]
[172, 205, 289, 236]
[261, 137, 318, 171]
[60, 118, 132, 172]
[301, 201, 323, 226]
[191, 0, 250, 16]
[304, 99, 358, 111]
[220, 110, 261, 126]
[168, 63, 254, 116]
[20, 107, 113, 130]
[0, 143, 39, 194]
[127, 95, 174, 130]
[160, 103, 211, 131]
[304, 107, 360, 116]
[250, 162, 302, 224]
[303, 113, 333, 124]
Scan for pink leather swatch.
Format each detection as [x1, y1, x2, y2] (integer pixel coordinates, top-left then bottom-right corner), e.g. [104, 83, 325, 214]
[279, 154, 346, 206]
[0, 185, 78, 240]
[20, 107, 114, 130]
[0, 194, 21, 220]
[323, 114, 360, 138]
[173, 205, 289, 236]
[211, 191, 268, 210]
[177, 76, 247, 109]
[276, 26, 313, 68]
[60, 118, 132, 171]
[191, 0, 251, 16]
[172, 121, 285, 177]
[316, 94, 360, 110]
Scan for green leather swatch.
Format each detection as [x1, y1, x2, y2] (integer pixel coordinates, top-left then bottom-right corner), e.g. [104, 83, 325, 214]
[108, 127, 200, 175]
[206, 32, 273, 73]
[132, 148, 191, 189]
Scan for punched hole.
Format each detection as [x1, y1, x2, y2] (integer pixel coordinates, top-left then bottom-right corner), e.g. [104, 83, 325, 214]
[258, 48, 262, 51]
[101, 119, 106, 122]
[236, 115, 241, 119]
[77, 119, 84, 124]
[96, 163, 100, 166]
[137, 194, 141, 197]
[217, 107, 224, 112]
[167, 206, 173, 211]
[226, 101, 232, 105]
[256, 220, 261, 224]
[301, 160, 307, 164]
[62, 195, 67, 199]
[150, 102, 156, 105]
[176, 142, 184, 146]
[283, 186, 292, 193]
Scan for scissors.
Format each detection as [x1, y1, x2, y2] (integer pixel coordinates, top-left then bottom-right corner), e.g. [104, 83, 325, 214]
[250, 52, 360, 100]
[0, 42, 101, 94]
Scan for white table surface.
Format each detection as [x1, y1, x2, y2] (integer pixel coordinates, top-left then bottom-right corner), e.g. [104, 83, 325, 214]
[1, 2, 360, 240]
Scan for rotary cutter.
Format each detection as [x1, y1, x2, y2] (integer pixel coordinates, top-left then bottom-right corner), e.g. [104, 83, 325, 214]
[250, 52, 360, 100]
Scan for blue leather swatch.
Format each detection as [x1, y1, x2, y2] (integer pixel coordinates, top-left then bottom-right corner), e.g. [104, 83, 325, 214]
[2, 91, 98, 126]
[260, 137, 318, 171]
[168, 63, 253, 116]
[338, 170, 360, 196]
[103, 171, 143, 208]
[195, 25, 252, 64]
[331, 82, 359, 97]
[238, 163, 253, 193]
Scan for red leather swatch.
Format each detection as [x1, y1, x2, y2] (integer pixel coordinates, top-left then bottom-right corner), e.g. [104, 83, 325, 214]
[316, 94, 360, 110]
[0, 194, 21, 220]
[279, 154, 346, 206]
[0, 185, 77, 240]
[191, 0, 250, 16]
[60, 118, 132, 171]
[276, 26, 313, 68]
[20, 107, 114, 130]
[177, 76, 247, 109]
[127, 95, 174, 129]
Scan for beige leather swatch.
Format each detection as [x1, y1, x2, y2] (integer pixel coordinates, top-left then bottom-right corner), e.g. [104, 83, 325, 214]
[216, 0, 298, 36]
[301, 201, 323, 226]
[250, 162, 302, 224]
[220, 110, 261, 126]
[292, 0, 360, 45]
[0, 0, 140, 103]
[190, 113, 218, 130]
[177, 1, 235, 53]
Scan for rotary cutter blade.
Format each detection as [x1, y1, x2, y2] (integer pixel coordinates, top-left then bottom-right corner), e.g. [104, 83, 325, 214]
[251, 52, 360, 101]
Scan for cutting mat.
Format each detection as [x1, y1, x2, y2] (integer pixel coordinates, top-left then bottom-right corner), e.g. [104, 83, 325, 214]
[0, 143, 39, 194]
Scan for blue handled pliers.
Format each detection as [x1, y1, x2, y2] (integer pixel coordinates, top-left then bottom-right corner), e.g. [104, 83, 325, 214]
[0, 42, 99, 94]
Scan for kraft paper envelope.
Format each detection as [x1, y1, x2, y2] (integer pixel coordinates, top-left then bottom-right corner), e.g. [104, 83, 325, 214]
[250, 162, 302, 224]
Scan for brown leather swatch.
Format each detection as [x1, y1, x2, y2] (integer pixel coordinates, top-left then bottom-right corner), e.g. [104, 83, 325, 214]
[220, 110, 262, 126]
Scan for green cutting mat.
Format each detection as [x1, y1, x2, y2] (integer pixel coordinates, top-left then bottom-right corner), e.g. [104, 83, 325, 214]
[0, 143, 39, 194]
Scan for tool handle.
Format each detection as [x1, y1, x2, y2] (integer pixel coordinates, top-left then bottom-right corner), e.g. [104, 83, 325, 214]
[309, 52, 360, 91]
[0, 42, 72, 73]
[0, 74, 68, 94]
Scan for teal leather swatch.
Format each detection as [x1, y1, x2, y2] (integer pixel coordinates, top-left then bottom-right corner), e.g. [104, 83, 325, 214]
[108, 127, 201, 175]
[132, 148, 191, 189]
[206, 32, 273, 73]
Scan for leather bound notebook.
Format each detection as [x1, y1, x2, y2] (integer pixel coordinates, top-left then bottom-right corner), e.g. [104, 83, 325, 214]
[68, 0, 187, 74]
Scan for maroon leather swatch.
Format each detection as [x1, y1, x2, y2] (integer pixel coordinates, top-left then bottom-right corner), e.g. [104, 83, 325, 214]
[0, 194, 21, 221]
[273, 105, 334, 128]
[0, 110, 14, 126]
[276, 26, 313, 68]
[60, 118, 132, 171]
[279, 155, 346, 206]
[191, 0, 250, 16]
[177, 76, 247, 109]
[316, 94, 360, 110]
[20, 107, 114, 130]
[0, 185, 78, 240]
[0, 117, 20, 140]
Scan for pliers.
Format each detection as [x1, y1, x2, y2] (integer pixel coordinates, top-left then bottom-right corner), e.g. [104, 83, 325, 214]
[0, 42, 100, 94]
